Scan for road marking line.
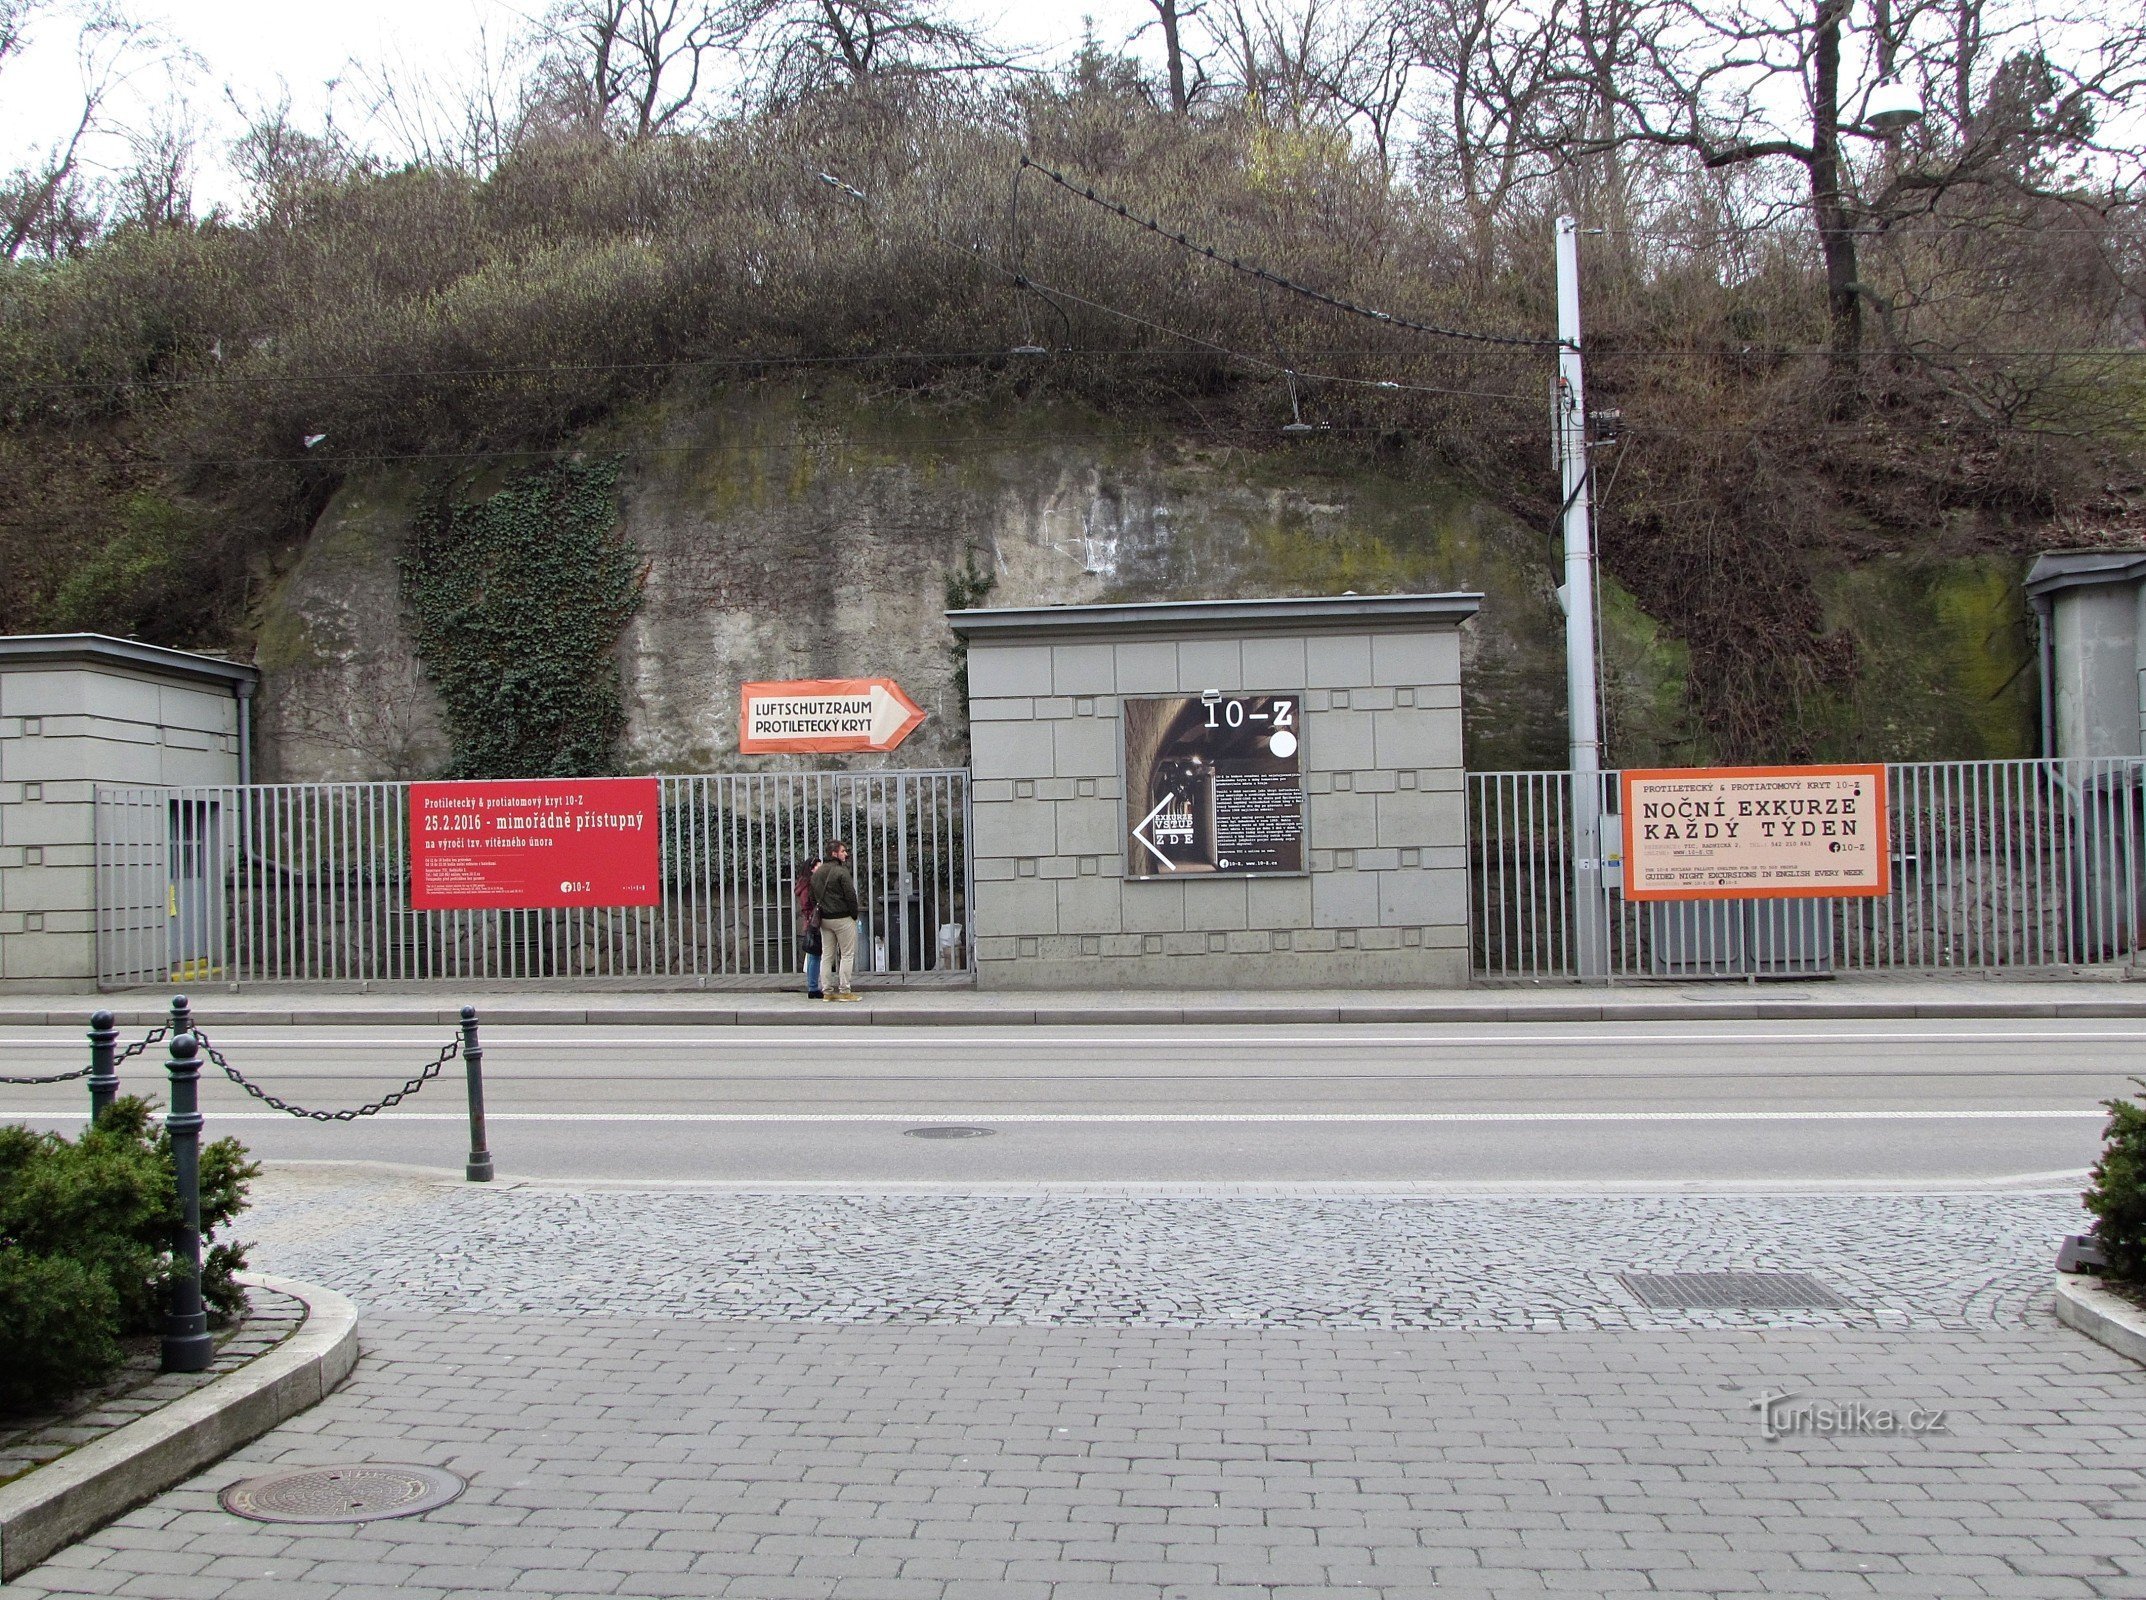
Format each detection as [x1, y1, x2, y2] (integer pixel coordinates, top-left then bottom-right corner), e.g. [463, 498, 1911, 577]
[7, 1029, 2146, 1050]
[0, 1108, 2106, 1123]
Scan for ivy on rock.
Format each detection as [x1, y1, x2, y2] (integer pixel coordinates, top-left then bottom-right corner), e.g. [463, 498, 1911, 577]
[401, 459, 645, 778]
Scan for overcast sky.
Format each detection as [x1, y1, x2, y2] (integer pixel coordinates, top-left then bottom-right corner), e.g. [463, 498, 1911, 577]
[0, 0, 1160, 212]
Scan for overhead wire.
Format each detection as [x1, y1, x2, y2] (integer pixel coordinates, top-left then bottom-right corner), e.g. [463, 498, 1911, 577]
[1017, 155, 1561, 351]
[1000, 263, 1540, 404]
[819, 163, 1546, 406]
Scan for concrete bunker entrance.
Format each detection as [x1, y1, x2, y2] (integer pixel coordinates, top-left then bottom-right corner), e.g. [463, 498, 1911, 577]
[947, 592, 1482, 991]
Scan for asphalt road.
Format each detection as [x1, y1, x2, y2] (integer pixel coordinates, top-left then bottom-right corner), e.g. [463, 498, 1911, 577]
[0, 1017, 2133, 1185]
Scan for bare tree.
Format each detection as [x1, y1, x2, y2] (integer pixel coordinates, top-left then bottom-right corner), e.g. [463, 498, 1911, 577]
[1403, 0, 1566, 264]
[227, 91, 366, 225]
[356, 22, 532, 175]
[1207, 0, 1414, 163]
[113, 103, 195, 230]
[0, 0, 42, 63]
[729, 0, 1028, 107]
[1554, 0, 2146, 383]
[531, 0, 729, 138]
[1146, 0, 1203, 114]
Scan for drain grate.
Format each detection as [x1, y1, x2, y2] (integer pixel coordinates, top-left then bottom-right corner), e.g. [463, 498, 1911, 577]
[904, 1125, 995, 1139]
[221, 1464, 466, 1524]
[1616, 1272, 1849, 1310]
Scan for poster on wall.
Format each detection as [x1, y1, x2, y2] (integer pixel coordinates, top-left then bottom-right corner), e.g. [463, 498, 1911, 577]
[1124, 694, 1305, 877]
[1620, 764, 1889, 901]
[409, 777, 662, 909]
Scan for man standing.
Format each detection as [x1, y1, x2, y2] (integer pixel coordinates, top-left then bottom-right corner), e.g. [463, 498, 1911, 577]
[811, 840, 863, 1002]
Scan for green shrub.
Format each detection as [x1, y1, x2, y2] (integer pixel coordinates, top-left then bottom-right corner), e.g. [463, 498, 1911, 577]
[0, 1252, 122, 1413]
[0, 1099, 258, 1414]
[2084, 1080, 2146, 1283]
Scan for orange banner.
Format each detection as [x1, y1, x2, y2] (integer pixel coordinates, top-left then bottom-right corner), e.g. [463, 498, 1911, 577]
[1620, 764, 1889, 901]
[738, 678, 925, 755]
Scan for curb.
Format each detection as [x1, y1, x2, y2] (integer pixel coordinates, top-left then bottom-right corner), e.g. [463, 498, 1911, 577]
[2053, 1273, 2146, 1369]
[0, 1273, 358, 1582]
[16, 996, 2146, 1029]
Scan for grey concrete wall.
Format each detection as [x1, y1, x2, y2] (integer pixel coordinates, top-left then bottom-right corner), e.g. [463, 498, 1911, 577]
[0, 667, 242, 985]
[967, 627, 1468, 990]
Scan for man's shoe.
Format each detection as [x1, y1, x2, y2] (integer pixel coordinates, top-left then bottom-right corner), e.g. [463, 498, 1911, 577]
[836, 991, 863, 1001]
[808, 991, 824, 1000]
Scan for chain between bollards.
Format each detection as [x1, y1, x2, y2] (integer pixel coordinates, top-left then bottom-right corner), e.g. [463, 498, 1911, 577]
[462, 1005, 493, 1183]
[160, 1025, 214, 1374]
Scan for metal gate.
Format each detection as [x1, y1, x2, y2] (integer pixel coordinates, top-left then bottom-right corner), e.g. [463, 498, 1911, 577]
[1470, 759, 2146, 981]
[95, 771, 973, 989]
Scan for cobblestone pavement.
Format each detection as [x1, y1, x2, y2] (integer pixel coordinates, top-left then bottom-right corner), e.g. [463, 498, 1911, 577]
[11, 1169, 2145, 1600]
[240, 1168, 2077, 1331]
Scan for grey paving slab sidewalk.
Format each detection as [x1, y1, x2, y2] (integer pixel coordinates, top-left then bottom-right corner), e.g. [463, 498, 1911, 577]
[9, 974, 2146, 1028]
[10, 1170, 2146, 1600]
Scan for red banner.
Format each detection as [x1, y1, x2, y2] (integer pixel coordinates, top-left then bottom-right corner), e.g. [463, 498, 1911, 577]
[409, 778, 662, 909]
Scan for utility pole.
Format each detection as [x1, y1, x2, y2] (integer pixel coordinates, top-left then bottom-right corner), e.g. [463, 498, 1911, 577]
[1555, 215, 1608, 981]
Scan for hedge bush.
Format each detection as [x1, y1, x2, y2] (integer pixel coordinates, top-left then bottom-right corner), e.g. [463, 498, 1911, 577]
[2084, 1080, 2146, 1284]
[0, 1099, 258, 1413]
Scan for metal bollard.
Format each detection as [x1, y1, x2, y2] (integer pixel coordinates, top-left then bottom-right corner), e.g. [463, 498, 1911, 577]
[87, 1009, 119, 1125]
[462, 1005, 493, 1183]
[161, 1032, 214, 1373]
[169, 992, 193, 1039]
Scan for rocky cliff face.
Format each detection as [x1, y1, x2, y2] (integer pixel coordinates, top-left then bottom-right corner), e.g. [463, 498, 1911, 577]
[251, 381, 2036, 782]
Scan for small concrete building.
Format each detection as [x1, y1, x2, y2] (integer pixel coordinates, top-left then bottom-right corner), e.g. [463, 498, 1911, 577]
[0, 636, 257, 988]
[949, 593, 1480, 989]
[2024, 551, 2146, 759]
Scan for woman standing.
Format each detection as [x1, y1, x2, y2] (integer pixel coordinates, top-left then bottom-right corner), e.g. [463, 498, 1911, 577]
[792, 856, 823, 1000]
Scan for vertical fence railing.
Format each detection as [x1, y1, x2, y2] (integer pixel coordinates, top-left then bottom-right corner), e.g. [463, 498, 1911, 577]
[1469, 758, 2146, 981]
[95, 771, 973, 989]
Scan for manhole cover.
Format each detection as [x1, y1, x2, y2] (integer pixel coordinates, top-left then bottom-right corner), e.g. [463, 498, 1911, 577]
[221, 1464, 466, 1524]
[904, 1125, 995, 1139]
[1616, 1272, 1849, 1310]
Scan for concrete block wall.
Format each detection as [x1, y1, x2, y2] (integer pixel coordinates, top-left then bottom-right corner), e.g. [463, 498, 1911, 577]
[1, 654, 248, 987]
[961, 601, 1475, 990]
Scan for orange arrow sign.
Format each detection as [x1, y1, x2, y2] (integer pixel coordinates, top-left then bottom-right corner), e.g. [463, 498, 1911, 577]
[739, 678, 927, 755]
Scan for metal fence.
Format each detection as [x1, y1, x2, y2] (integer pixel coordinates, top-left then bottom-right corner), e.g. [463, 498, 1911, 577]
[95, 771, 974, 989]
[1470, 759, 2146, 980]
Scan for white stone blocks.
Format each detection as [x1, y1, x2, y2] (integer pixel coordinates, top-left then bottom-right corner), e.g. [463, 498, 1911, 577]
[1055, 800, 1121, 857]
[969, 642, 1054, 697]
[1241, 636, 1308, 686]
[1113, 640, 1180, 693]
[1307, 791, 1377, 848]
[1246, 875, 1313, 926]
[1308, 710, 1375, 770]
[1375, 789, 1465, 848]
[1175, 638, 1243, 692]
[1120, 881, 1186, 932]
[1051, 716, 1118, 778]
[1052, 643, 1115, 695]
[972, 798, 1056, 858]
[1377, 865, 1468, 928]
[970, 719, 1056, 781]
[1305, 634, 1373, 688]
[1181, 877, 1248, 931]
[976, 875, 1059, 934]
[1054, 876, 1125, 935]
[1311, 868, 1379, 929]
